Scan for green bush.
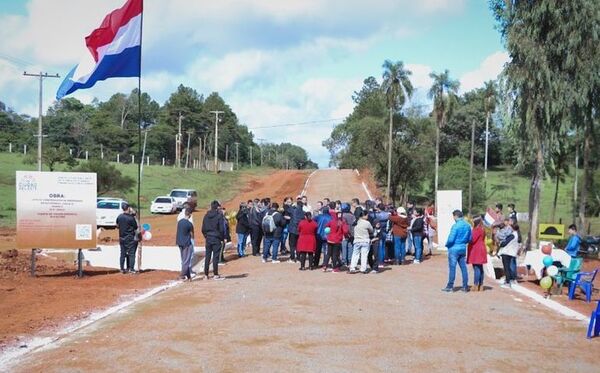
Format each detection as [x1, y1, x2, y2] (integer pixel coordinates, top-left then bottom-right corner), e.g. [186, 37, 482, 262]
[438, 157, 486, 211]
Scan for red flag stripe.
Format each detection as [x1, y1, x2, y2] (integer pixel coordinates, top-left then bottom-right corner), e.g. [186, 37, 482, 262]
[85, 0, 142, 62]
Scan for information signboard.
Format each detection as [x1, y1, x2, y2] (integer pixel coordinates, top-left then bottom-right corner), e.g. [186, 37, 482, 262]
[16, 171, 97, 249]
[436, 190, 463, 251]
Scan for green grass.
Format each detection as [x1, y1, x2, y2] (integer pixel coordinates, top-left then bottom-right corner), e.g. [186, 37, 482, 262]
[483, 166, 599, 233]
[0, 153, 271, 228]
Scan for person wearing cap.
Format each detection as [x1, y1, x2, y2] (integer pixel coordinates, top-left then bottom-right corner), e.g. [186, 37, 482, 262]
[389, 207, 409, 265]
[116, 203, 138, 274]
[442, 210, 472, 292]
[201, 200, 226, 280]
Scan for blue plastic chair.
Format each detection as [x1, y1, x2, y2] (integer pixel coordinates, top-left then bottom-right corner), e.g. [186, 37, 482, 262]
[568, 268, 598, 303]
[587, 300, 600, 339]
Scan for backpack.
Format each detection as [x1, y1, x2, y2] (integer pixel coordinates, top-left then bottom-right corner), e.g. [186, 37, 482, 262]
[262, 212, 277, 234]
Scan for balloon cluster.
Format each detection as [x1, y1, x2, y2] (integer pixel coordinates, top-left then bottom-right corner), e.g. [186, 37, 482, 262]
[141, 223, 152, 241]
[540, 244, 555, 290]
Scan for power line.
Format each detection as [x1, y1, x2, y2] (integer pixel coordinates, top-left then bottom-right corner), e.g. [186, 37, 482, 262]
[0, 53, 36, 69]
[248, 117, 345, 129]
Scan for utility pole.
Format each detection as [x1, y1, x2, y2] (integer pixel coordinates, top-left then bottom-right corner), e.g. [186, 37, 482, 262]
[185, 131, 191, 170]
[250, 146, 253, 168]
[23, 71, 60, 171]
[257, 138, 266, 167]
[176, 112, 183, 167]
[210, 111, 224, 173]
[225, 144, 229, 163]
[386, 107, 393, 203]
[234, 142, 240, 170]
[198, 137, 202, 170]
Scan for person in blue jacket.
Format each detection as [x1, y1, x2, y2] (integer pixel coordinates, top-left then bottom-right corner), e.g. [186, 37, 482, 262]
[564, 224, 581, 258]
[442, 210, 472, 293]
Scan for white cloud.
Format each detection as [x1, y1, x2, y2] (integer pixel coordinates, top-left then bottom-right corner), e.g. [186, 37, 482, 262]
[459, 51, 510, 93]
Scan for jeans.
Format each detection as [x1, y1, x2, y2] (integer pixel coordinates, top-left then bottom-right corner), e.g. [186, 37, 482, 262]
[188, 240, 195, 272]
[406, 231, 414, 254]
[204, 241, 222, 276]
[393, 236, 406, 264]
[473, 264, 484, 286]
[378, 238, 386, 263]
[413, 235, 423, 262]
[179, 244, 193, 279]
[314, 238, 326, 267]
[351, 242, 370, 272]
[281, 228, 288, 253]
[324, 243, 342, 269]
[502, 254, 516, 282]
[341, 239, 353, 265]
[288, 232, 299, 260]
[250, 225, 262, 255]
[446, 248, 468, 289]
[119, 239, 137, 271]
[263, 237, 280, 260]
[237, 233, 248, 256]
[510, 256, 517, 279]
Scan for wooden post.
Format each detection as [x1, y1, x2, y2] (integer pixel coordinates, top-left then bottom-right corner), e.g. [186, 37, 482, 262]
[30, 249, 36, 277]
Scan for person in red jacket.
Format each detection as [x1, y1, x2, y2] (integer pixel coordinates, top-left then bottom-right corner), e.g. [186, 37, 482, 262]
[297, 211, 318, 270]
[467, 216, 487, 291]
[323, 210, 349, 272]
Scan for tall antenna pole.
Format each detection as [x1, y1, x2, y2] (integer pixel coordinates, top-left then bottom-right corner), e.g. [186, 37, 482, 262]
[210, 110, 224, 173]
[23, 72, 60, 171]
[234, 142, 239, 170]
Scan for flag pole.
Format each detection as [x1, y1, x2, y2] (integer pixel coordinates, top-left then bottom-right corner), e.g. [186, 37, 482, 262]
[136, 0, 144, 272]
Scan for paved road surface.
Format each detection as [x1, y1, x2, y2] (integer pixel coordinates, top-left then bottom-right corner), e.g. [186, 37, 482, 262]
[7, 169, 599, 372]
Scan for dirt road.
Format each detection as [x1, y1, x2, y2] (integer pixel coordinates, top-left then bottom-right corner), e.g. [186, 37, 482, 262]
[5, 169, 600, 371]
[303, 169, 371, 208]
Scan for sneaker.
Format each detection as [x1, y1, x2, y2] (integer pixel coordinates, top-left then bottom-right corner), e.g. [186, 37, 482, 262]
[213, 275, 225, 281]
[462, 287, 470, 293]
[299, 267, 305, 271]
[272, 260, 280, 264]
[414, 260, 420, 264]
[287, 259, 295, 263]
[441, 287, 453, 292]
[121, 269, 128, 274]
[500, 283, 512, 289]
[369, 269, 378, 274]
[262, 259, 267, 263]
[129, 270, 139, 274]
[202, 275, 209, 280]
[348, 270, 358, 274]
[332, 268, 340, 273]
[190, 272, 197, 279]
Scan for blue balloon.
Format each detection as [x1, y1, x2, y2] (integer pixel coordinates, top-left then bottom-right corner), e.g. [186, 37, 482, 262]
[542, 255, 553, 267]
[142, 223, 151, 231]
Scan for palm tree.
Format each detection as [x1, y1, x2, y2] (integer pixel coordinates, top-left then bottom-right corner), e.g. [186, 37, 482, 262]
[381, 60, 413, 202]
[428, 69, 459, 196]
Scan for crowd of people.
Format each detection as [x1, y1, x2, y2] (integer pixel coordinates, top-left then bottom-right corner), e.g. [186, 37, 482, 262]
[232, 195, 437, 274]
[119, 194, 571, 293]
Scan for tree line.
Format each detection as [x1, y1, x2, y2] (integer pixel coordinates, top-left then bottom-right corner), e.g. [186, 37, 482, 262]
[325, 0, 599, 249]
[0, 84, 317, 170]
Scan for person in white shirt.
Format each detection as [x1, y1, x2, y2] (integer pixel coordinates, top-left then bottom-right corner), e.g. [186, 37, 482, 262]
[301, 195, 312, 213]
[349, 210, 374, 274]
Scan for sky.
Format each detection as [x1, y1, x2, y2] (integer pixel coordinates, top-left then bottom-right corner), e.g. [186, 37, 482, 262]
[0, 0, 508, 167]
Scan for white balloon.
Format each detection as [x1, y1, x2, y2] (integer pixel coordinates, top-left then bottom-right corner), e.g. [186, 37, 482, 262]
[143, 231, 152, 241]
[547, 265, 558, 277]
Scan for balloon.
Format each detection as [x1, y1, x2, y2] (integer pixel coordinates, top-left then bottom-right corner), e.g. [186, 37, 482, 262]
[142, 223, 151, 231]
[324, 227, 331, 234]
[541, 244, 552, 255]
[542, 255, 554, 267]
[546, 265, 559, 277]
[142, 231, 152, 241]
[540, 276, 553, 290]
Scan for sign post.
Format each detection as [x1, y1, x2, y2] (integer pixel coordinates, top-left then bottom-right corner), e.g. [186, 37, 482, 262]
[16, 171, 97, 277]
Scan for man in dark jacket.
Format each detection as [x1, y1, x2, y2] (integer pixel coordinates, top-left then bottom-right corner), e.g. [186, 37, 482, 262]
[235, 202, 251, 257]
[176, 208, 194, 280]
[287, 196, 304, 262]
[201, 200, 226, 280]
[248, 199, 267, 256]
[116, 203, 138, 274]
[262, 202, 285, 263]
